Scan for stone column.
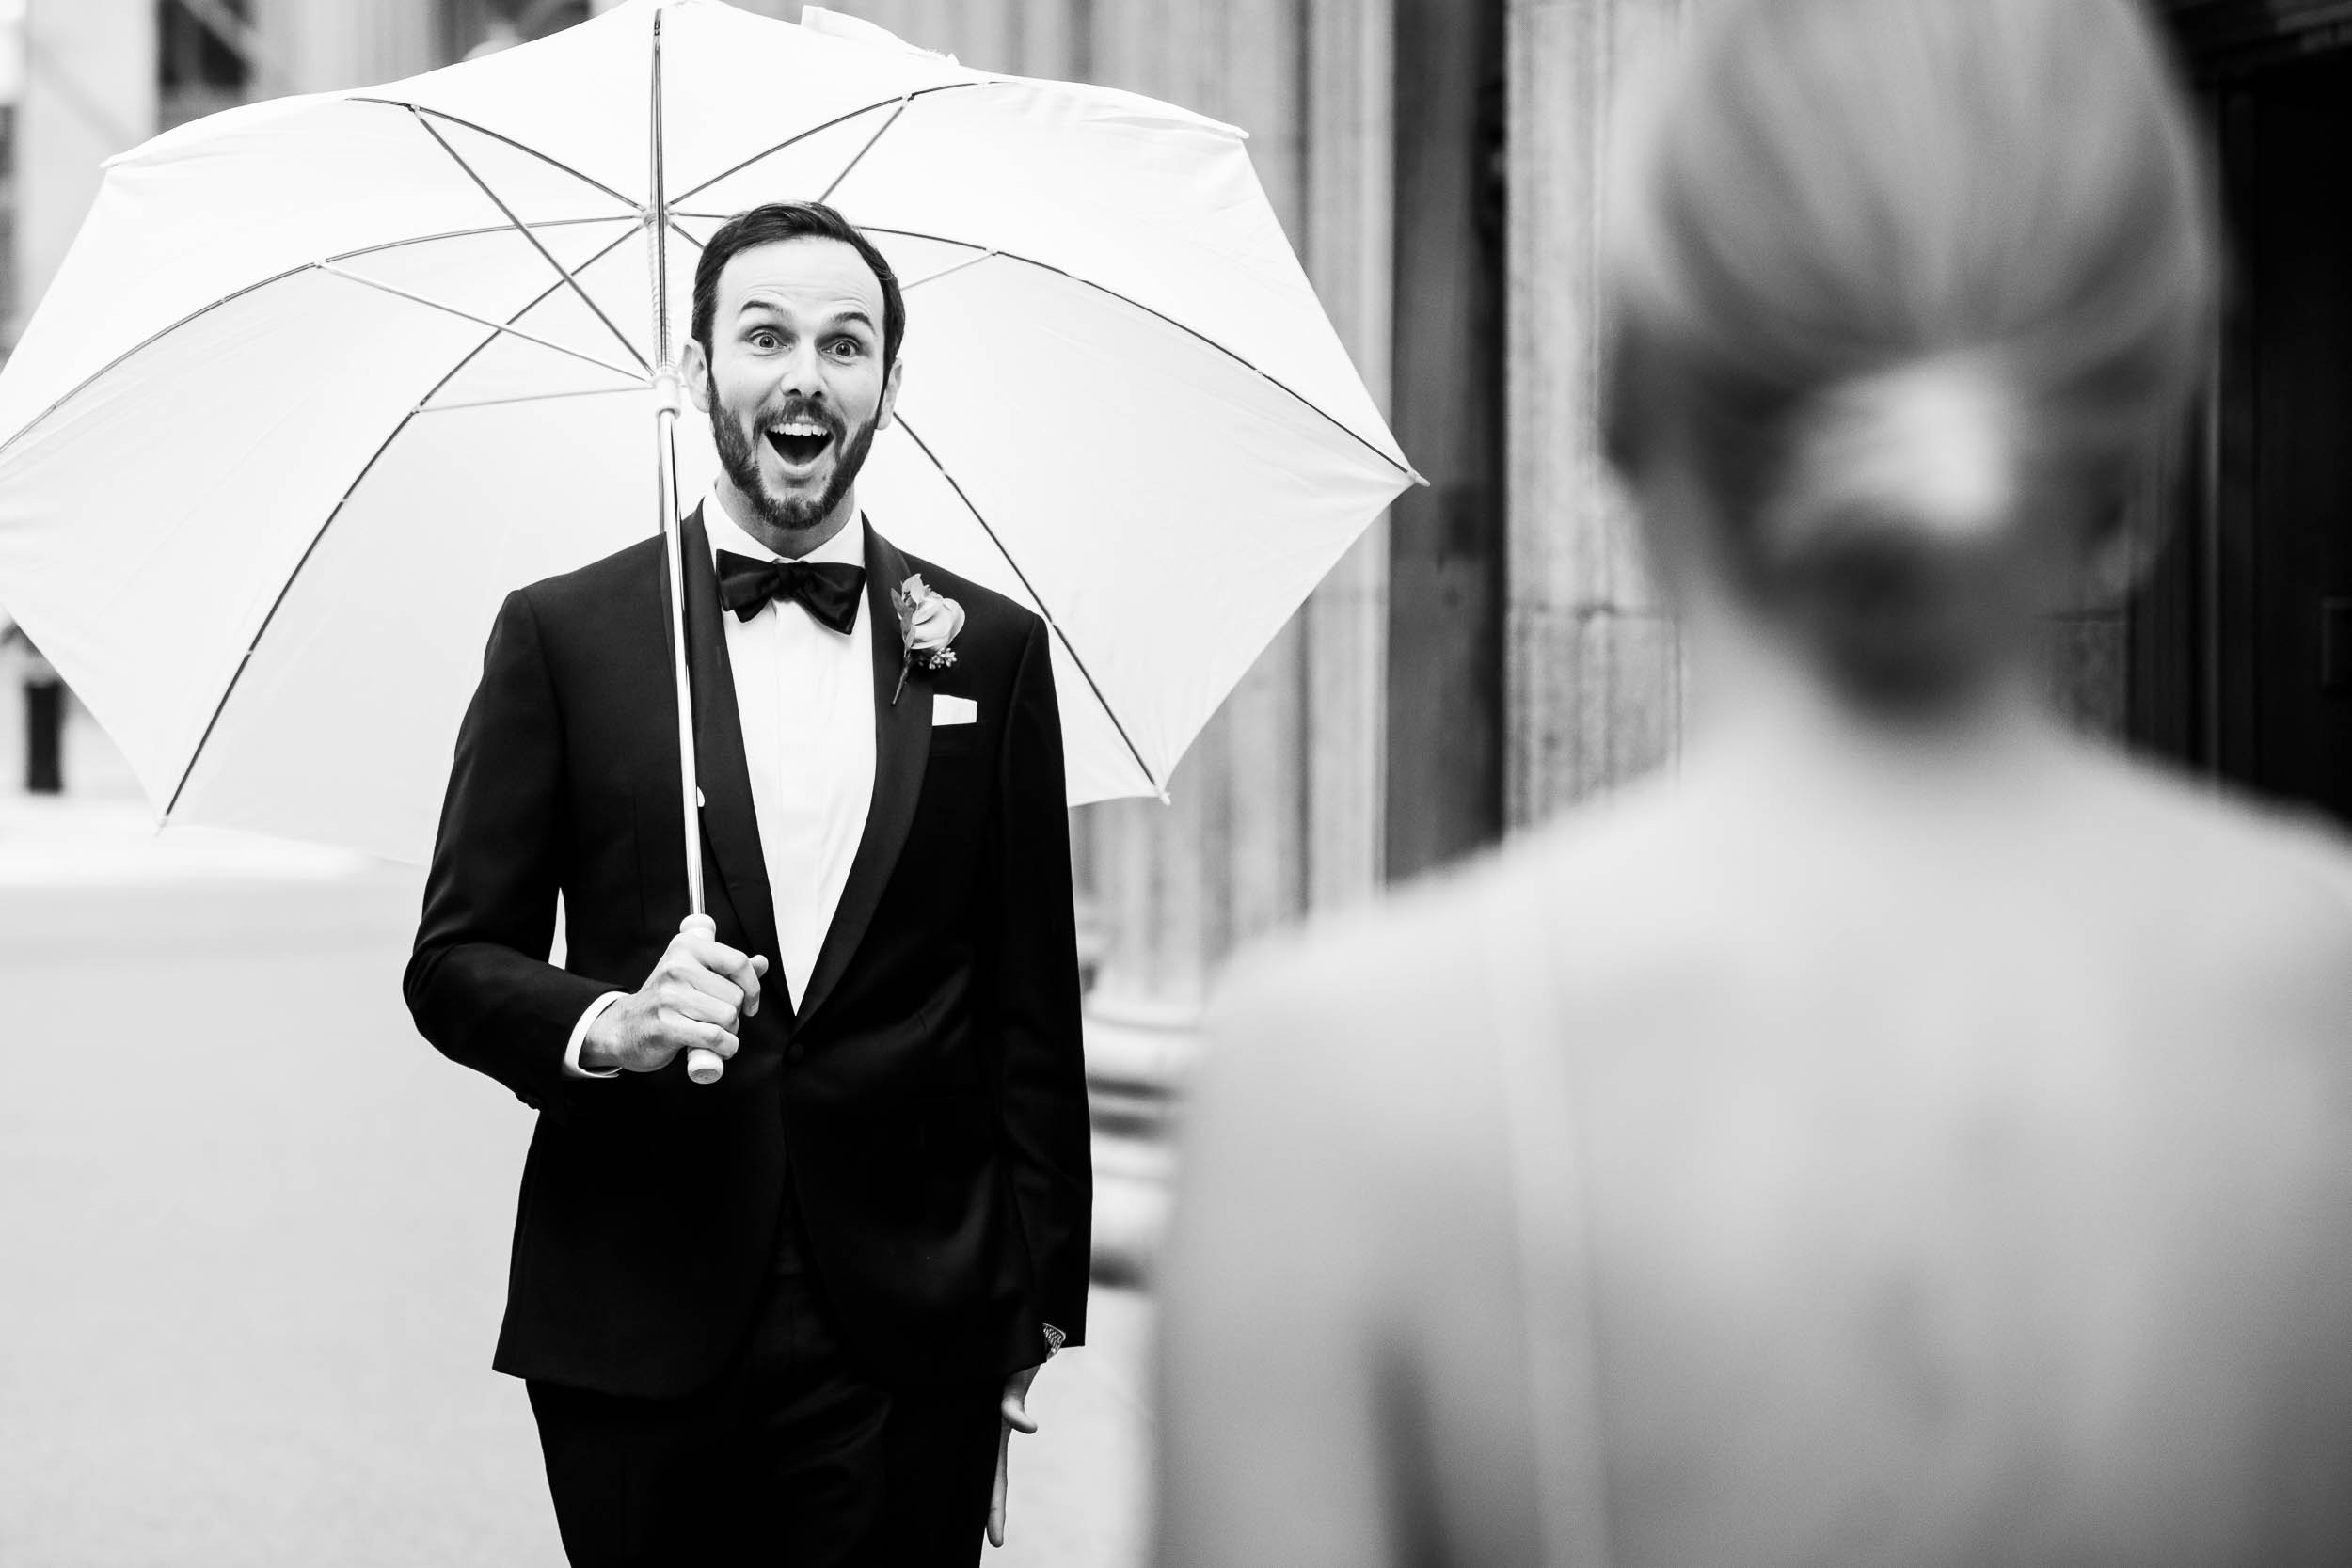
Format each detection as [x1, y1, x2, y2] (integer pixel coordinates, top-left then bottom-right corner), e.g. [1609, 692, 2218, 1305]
[840, 0, 1391, 984]
[1503, 0, 1684, 828]
[1303, 0, 1395, 910]
[1054, 0, 1313, 1020]
[17, 0, 158, 342]
[251, 0, 436, 95]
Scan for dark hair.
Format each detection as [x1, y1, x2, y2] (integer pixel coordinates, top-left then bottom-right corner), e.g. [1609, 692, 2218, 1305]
[1601, 0, 2217, 711]
[691, 201, 905, 369]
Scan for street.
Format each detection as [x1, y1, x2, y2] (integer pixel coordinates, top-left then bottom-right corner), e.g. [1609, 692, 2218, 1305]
[0, 797, 1150, 1566]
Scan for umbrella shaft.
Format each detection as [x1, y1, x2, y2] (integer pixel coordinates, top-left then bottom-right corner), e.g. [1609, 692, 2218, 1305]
[656, 402, 703, 918]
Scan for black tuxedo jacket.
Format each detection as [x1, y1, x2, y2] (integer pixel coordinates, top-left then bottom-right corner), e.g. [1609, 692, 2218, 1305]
[404, 507, 1090, 1400]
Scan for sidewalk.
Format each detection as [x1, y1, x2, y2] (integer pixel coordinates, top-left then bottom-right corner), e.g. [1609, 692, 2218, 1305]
[0, 719, 1159, 1564]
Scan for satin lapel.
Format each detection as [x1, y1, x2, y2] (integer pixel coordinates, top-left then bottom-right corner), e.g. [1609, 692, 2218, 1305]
[796, 521, 930, 1027]
[672, 504, 783, 990]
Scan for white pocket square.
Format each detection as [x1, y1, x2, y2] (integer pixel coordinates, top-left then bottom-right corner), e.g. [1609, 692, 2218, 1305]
[932, 695, 977, 726]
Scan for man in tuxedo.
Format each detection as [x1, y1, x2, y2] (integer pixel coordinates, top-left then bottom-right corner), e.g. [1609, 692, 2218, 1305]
[405, 200, 1090, 1566]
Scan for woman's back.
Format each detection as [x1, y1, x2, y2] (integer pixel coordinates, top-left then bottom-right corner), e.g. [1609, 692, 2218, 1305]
[1152, 2, 2352, 1561]
[1511, 726, 2352, 1564]
[1158, 730, 2352, 1566]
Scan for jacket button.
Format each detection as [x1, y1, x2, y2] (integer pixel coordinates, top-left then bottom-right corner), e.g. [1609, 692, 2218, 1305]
[787, 1042, 806, 1065]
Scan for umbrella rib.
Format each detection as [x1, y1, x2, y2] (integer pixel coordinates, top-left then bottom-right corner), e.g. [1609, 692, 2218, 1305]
[160, 405, 429, 823]
[162, 223, 653, 825]
[315, 262, 648, 383]
[894, 413, 1163, 797]
[0, 217, 644, 464]
[414, 384, 644, 415]
[669, 81, 989, 206]
[405, 106, 653, 375]
[816, 98, 910, 206]
[897, 250, 996, 292]
[853, 229, 1422, 486]
[349, 97, 644, 214]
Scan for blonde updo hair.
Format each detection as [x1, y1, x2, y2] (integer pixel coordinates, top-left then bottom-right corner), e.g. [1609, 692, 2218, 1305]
[1601, 0, 2219, 710]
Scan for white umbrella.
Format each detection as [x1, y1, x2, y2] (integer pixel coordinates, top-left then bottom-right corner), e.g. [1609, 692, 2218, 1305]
[0, 0, 1414, 869]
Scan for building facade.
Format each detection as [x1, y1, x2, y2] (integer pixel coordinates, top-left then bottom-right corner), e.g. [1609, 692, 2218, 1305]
[6, 0, 2346, 1036]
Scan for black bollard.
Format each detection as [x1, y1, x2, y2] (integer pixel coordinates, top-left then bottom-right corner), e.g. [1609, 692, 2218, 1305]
[25, 673, 63, 794]
[8, 627, 65, 794]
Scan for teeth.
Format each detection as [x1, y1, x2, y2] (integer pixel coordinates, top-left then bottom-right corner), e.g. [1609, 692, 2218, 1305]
[772, 422, 827, 436]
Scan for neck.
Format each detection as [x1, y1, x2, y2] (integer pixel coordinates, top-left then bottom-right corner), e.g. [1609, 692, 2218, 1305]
[1680, 594, 2060, 793]
[714, 476, 859, 560]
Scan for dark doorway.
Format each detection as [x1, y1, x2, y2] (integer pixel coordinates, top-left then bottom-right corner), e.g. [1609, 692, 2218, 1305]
[2138, 17, 2352, 828]
[1384, 0, 1507, 880]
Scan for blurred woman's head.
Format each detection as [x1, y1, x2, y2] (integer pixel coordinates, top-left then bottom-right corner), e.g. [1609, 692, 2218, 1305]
[1602, 0, 2218, 717]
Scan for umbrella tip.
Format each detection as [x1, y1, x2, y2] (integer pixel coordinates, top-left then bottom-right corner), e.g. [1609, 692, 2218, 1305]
[1407, 467, 1433, 489]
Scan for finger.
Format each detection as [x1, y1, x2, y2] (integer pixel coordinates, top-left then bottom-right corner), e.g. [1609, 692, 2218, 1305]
[676, 939, 762, 998]
[675, 935, 754, 977]
[743, 955, 770, 1016]
[987, 1423, 1009, 1548]
[1000, 1388, 1038, 1435]
[659, 985, 740, 1032]
[671, 945, 756, 1006]
[661, 1018, 739, 1061]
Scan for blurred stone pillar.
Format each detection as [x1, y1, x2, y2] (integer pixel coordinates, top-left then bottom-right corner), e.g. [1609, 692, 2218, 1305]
[17, 0, 157, 342]
[1302, 0, 1395, 911]
[834, 0, 1391, 1007]
[1503, 0, 1684, 827]
[1073, 0, 1311, 1017]
[251, 0, 435, 94]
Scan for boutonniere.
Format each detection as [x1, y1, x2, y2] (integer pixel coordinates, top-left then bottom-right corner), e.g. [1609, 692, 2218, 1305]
[891, 573, 965, 705]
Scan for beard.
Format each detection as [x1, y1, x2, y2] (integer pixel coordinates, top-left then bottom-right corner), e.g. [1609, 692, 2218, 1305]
[709, 386, 882, 535]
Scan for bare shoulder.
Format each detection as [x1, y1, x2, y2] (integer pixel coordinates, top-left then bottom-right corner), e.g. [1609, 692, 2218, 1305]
[1199, 783, 1687, 1179]
[2087, 752, 2352, 984]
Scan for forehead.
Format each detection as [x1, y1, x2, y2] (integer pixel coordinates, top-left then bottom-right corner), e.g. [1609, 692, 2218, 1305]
[715, 236, 885, 321]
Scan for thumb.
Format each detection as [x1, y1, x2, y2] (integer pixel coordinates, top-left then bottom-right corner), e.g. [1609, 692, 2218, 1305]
[679, 912, 716, 939]
[1000, 1386, 1038, 1435]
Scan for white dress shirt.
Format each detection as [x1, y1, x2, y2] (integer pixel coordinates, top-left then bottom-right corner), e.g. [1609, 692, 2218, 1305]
[564, 488, 877, 1075]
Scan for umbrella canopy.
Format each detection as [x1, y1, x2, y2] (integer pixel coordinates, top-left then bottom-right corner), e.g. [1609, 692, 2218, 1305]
[0, 0, 1412, 862]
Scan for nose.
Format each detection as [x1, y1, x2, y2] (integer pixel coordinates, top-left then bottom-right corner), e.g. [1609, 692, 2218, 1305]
[777, 340, 827, 400]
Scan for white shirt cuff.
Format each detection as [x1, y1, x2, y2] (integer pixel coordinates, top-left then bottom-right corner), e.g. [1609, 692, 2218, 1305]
[563, 991, 628, 1078]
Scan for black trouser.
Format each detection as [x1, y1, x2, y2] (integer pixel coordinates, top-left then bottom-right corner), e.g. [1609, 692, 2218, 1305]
[527, 1218, 1001, 1568]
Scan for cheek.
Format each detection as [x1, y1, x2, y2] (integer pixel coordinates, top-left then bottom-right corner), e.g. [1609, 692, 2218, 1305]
[831, 365, 886, 418]
[725, 375, 769, 418]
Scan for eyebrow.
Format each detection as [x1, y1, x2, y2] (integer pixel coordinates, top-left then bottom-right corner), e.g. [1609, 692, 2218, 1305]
[735, 300, 877, 336]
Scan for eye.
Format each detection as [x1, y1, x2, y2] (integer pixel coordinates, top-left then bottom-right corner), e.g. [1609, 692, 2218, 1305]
[826, 337, 864, 360]
[747, 328, 782, 352]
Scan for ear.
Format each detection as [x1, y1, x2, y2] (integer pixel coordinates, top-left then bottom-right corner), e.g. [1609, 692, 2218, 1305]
[681, 338, 712, 415]
[2078, 483, 2171, 605]
[876, 354, 907, 432]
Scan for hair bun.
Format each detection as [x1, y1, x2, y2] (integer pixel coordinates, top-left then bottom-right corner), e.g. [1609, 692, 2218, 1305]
[1761, 356, 2028, 708]
[1598, 0, 2217, 719]
[1776, 356, 2017, 551]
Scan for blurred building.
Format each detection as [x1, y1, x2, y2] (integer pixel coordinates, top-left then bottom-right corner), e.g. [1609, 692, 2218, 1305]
[1, 0, 2345, 1030]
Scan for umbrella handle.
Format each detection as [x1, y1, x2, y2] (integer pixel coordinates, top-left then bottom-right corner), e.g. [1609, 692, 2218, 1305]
[687, 1047, 723, 1085]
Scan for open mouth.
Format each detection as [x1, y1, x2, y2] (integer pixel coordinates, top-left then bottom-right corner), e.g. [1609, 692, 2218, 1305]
[766, 420, 834, 468]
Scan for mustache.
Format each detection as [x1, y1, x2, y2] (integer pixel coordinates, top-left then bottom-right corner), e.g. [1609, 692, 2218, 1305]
[755, 397, 842, 437]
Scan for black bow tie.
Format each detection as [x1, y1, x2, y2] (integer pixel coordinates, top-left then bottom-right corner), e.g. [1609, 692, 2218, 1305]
[716, 550, 866, 634]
